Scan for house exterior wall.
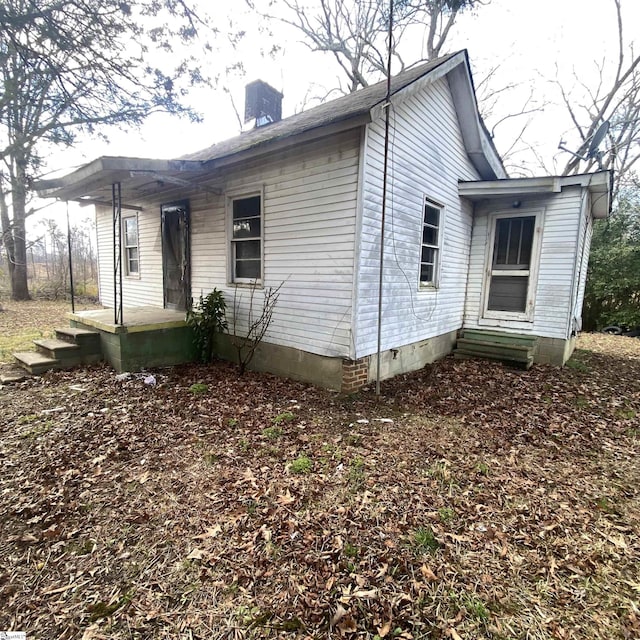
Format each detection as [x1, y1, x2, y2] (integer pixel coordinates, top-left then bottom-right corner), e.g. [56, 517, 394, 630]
[95, 205, 165, 308]
[354, 75, 481, 363]
[463, 187, 584, 341]
[95, 128, 362, 360]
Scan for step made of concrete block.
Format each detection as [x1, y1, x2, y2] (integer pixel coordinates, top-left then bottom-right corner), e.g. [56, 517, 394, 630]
[14, 351, 59, 375]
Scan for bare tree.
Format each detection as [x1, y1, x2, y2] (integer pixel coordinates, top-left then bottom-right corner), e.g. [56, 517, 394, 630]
[231, 282, 283, 375]
[557, 0, 640, 191]
[0, 0, 215, 301]
[247, 0, 486, 94]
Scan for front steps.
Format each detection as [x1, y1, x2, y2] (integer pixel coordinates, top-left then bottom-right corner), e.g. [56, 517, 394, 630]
[454, 329, 537, 369]
[13, 327, 102, 376]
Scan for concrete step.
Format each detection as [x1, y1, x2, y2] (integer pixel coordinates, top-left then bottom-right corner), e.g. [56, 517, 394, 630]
[14, 351, 60, 375]
[454, 347, 534, 370]
[54, 327, 103, 364]
[0, 366, 29, 384]
[33, 338, 82, 362]
[461, 329, 538, 347]
[456, 338, 533, 358]
[56, 327, 101, 347]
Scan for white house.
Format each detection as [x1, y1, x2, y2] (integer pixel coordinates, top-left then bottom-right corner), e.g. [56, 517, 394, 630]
[37, 50, 612, 391]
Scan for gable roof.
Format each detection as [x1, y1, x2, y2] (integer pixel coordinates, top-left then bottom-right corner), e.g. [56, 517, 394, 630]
[36, 50, 505, 202]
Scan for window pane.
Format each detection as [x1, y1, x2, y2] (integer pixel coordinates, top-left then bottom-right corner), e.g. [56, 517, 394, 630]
[235, 239, 260, 259]
[421, 246, 435, 264]
[236, 259, 261, 279]
[233, 217, 261, 239]
[233, 196, 261, 220]
[424, 205, 439, 227]
[124, 218, 137, 246]
[494, 216, 535, 268]
[520, 217, 535, 266]
[128, 259, 139, 274]
[507, 218, 522, 264]
[423, 226, 437, 246]
[494, 219, 509, 265]
[488, 275, 528, 312]
[128, 247, 138, 262]
[420, 263, 434, 283]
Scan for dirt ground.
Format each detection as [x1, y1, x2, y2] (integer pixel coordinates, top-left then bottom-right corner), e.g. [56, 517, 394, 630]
[0, 319, 638, 639]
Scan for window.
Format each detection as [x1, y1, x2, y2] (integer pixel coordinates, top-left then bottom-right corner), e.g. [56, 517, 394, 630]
[419, 198, 442, 287]
[230, 194, 262, 282]
[123, 215, 139, 275]
[487, 215, 535, 314]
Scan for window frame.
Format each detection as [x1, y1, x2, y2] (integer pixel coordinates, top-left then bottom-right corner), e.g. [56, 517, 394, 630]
[481, 209, 544, 323]
[227, 187, 264, 285]
[122, 213, 140, 277]
[418, 197, 444, 290]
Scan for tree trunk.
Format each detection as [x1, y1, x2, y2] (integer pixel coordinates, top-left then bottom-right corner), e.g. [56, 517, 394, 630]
[0, 184, 18, 291]
[9, 164, 31, 300]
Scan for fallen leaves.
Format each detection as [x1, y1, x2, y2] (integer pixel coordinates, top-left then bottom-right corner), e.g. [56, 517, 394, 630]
[0, 333, 638, 639]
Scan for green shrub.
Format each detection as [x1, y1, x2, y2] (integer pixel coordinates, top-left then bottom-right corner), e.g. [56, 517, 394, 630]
[290, 455, 312, 474]
[187, 289, 227, 363]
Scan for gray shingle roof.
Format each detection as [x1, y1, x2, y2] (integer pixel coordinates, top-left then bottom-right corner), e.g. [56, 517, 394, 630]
[183, 52, 461, 164]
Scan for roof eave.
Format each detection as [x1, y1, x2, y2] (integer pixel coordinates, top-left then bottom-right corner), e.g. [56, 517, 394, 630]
[447, 52, 507, 181]
[202, 112, 371, 170]
[35, 157, 204, 201]
[458, 170, 613, 218]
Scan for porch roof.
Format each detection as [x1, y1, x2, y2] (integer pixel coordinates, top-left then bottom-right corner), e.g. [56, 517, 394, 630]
[458, 170, 613, 219]
[34, 156, 211, 207]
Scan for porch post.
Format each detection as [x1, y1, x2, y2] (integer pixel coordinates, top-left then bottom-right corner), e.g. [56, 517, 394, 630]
[112, 182, 123, 325]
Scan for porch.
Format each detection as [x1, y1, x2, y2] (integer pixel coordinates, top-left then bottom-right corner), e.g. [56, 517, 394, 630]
[69, 306, 195, 373]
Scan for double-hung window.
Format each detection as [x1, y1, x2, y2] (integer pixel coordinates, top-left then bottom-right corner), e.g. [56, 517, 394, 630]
[230, 194, 262, 282]
[419, 198, 442, 287]
[123, 215, 139, 276]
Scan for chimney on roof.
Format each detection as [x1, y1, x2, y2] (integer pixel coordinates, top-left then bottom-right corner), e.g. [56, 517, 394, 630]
[244, 80, 283, 128]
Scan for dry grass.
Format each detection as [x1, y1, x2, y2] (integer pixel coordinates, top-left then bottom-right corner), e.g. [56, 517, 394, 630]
[0, 299, 100, 363]
[0, 321, 638, 639]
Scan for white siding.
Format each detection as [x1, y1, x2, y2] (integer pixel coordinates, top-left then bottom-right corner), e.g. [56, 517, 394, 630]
[463, 187, 584, 340]
[95, 129, 361, 358]
[573, 193, 593, 332]
[95, 205, 165, 308]
[354, 76, 480, 357]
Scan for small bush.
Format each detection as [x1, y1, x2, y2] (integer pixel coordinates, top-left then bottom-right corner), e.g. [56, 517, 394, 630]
[290, 455, 312, 474]
[189, 383, 209, 394]
[187, 289, 227, 363]
[412, 526, 440, 554]
[272, 411, 295, 424]
[262, 426, 282, 440]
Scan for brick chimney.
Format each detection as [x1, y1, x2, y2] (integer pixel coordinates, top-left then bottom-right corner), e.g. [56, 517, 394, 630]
[244, 80, 283, 127]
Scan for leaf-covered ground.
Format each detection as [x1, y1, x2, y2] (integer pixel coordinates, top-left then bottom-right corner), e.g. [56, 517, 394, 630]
[0, 333, 639, 639]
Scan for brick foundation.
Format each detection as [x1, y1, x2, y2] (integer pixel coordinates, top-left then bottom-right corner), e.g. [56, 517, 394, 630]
[341, 357, 369, 393]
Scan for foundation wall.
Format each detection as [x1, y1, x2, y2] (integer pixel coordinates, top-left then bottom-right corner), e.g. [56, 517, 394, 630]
[534, 335, 577, 366]
[70, 320, 195, 372]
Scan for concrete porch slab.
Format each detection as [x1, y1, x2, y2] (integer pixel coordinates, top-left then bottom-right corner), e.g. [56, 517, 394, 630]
[68, 306, 187, 334]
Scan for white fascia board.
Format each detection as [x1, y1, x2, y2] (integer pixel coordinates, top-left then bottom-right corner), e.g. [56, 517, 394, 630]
[447, 58, 507, 180]
[368, 51, 506, 181]
[369, 51, 467, 121]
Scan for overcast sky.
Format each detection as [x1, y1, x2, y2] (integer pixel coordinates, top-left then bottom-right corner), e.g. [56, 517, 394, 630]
[37, 0, 640, 227]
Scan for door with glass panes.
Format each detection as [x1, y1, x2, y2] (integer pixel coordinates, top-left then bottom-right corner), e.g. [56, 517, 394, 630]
[484, 214, 539, 320]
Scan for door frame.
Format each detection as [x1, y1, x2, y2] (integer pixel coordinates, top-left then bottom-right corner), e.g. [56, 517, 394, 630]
[480, 208, 544, 323]
[161, 200, 191, 311]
